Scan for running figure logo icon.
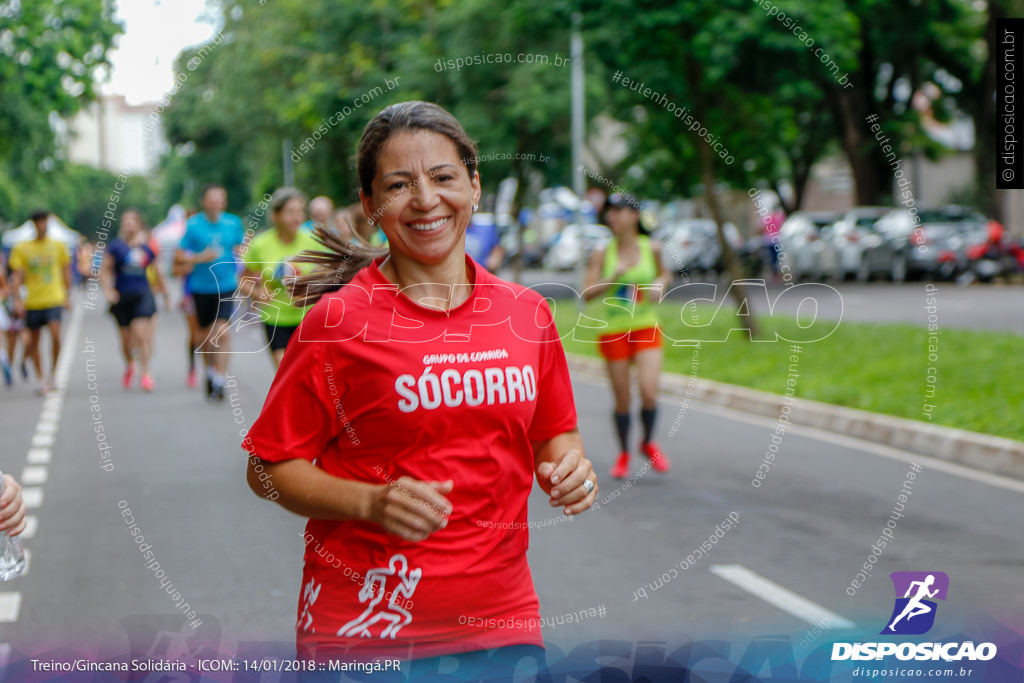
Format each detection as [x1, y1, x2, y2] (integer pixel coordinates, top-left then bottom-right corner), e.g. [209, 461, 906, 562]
[337, 554, 421, 639]
[881, 571, 949, 635]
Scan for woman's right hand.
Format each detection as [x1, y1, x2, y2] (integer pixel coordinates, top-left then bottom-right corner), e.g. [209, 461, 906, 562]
[196, 247, 221, 264]
[0, 474, 26, 536]
[367, 477, 453, 542]
[106, 290, 120, 305]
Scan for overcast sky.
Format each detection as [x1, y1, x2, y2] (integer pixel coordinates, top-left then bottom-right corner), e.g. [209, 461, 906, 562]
[101, 0, 219, 105]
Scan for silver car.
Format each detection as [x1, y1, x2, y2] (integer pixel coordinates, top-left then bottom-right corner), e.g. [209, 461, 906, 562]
[822, 207, 890, 280]
[777, 211, 841, 281]
[658, 219, 742, 276]
[543, 223, 613, 271]
[858, 206, 987, 282]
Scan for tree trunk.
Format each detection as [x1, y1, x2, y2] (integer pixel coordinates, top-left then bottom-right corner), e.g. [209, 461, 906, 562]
[698, 141, 759, 339]
[680, 23, 759, 339]
[826, 84, 885, 205]
[824, 18, 890, 206]
[512, 118, 528, 284]
[975, 0, 1001, 219]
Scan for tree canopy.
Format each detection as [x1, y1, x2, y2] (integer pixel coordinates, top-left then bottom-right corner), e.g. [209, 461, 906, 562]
[4, 0, 998, 228]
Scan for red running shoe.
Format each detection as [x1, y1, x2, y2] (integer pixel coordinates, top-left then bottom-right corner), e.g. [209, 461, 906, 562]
[186, 368, 197, 389]
[140, 374, 155, 392]
[641, 441, 671, 473]
[122, 364, 134, 389]
[610, 452, 630, 479]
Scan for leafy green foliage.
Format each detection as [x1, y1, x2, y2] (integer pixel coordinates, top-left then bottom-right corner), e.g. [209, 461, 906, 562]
[0, 0, 121, 191]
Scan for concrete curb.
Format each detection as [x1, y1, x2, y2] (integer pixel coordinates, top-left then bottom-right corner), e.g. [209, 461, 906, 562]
[566, 353, 1024, 481]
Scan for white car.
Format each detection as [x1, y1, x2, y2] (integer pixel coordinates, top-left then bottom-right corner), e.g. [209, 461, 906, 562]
[823, 207, 889, 279]
[657, 219, 742, 275]
[777, 211, 840, 281]
[543, 223, 613, 271]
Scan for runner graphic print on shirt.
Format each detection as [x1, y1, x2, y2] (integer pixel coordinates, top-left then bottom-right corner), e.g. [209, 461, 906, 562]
[299, 577, 322, 632]
[337, 554, 421, 639]
[243, 257, 579, 654]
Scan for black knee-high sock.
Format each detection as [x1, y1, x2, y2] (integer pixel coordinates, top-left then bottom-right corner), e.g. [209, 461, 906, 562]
[641, 407, 657, 444]
[614, 412, 631, 453]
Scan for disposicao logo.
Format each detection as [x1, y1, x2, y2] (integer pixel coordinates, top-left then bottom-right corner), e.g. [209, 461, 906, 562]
[832, 572, 997, 662]
[882, 571, 948, 635]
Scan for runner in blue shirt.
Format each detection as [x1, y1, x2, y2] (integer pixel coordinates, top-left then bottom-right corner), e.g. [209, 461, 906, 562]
[173, 184, 245, 401]
[464, 211, 504, 272]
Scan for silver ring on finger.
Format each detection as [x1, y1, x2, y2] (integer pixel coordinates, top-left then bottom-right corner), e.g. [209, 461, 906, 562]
[583, 478, 594, 495]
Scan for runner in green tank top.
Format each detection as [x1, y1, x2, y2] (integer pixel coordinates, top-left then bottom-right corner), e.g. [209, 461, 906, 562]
[240, 188, 319, 368]
[583, 193, 672, 478]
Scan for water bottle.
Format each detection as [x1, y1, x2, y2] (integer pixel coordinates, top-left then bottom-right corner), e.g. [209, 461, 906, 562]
[0, 472, 26, 581]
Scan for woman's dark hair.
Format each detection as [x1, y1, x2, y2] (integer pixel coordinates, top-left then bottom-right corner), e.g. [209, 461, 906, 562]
[289, 101, 478, 307]
[357, 100, 478, 197]
[29, 209, 49, 222]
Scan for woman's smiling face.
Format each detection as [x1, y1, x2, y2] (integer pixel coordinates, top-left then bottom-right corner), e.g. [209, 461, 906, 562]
[362, 129, 481, 267]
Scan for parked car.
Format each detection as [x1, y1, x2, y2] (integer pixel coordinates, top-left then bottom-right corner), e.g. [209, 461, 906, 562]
[823, 207, 890, 280]
[777, 211, 840, 281]
[858, 206, 988, 282]
[657, 219, 742, 276]
[543, 223, 612, 271]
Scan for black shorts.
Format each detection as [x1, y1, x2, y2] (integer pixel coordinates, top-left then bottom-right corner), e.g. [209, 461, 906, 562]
[192, 292, 236, 329]
[25, 306, 62, 330]
[263, 323, 298, 352]
[109, 290, 156, 327]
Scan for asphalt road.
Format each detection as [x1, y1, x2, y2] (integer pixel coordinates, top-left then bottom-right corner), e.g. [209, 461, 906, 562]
[513, 269, 1024, 334]
[2, 296, 1023, 673]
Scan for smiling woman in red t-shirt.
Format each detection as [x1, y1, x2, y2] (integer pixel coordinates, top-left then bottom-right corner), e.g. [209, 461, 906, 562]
[242, 101, 596, 669]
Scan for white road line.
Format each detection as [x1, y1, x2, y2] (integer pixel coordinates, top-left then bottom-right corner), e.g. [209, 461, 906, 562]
[30, 433, 54, 448]
[576, 374, 1024, 496]
[21, 549, 30, 575]
[0, 593, 21, 623]
[35, 421, 57, 434]
[20, 466, 47, 486]
[39, 410, 60, 422]
[21, 516, 38, 540]
[26, 448, 51, 465]
[711, 564, 856, 629]
[21, 488, 43, 509]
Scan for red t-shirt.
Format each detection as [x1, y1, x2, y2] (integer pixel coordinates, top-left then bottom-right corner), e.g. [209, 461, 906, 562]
[243, 256, 578, 659]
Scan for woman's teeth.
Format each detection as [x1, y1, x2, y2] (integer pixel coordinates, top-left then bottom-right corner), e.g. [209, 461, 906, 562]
[409, 217, 448, 232]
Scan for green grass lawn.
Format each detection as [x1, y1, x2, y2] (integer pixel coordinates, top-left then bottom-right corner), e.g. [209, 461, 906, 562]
[550, 299, 1024, 442]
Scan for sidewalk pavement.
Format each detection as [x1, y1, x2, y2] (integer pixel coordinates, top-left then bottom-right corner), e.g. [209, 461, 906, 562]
[567, 354, 1024, 481]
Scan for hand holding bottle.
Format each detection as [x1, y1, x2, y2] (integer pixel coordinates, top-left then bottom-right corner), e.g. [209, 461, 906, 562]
[0, 474, 25, 536]
[0, 472, 26, 581]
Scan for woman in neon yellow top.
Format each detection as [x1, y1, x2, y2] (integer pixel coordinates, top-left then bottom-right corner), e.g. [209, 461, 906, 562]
[584, 192, 672, 478]
[241, 188, 321, 368]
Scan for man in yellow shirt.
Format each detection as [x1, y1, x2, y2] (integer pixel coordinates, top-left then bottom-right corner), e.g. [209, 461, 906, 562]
[9, 210, 71, 394]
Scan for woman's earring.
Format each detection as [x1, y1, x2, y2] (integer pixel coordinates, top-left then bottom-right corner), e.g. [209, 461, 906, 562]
[367, 219, 374, 226]
[473, 204, 479, 212]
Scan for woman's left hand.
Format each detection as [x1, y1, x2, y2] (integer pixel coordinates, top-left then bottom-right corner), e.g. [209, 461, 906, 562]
[537, 449, 597, 515]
